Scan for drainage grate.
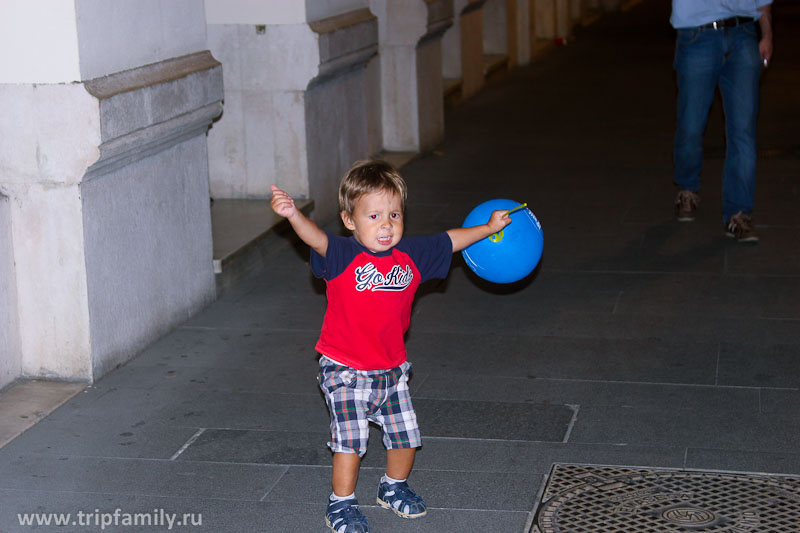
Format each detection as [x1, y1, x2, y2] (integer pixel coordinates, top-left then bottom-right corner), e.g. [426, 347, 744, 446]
[532, 464, 800, 532]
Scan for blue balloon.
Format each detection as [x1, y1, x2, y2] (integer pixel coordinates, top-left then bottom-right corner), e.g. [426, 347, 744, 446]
[461, 199, 543, 284]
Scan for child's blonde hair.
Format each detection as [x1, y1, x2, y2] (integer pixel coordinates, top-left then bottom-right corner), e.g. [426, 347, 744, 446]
[339, 160, 407, 214]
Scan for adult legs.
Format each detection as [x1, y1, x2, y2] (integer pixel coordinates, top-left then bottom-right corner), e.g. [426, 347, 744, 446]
[718, 23, 762, 222]
[674, 29, 724, 193]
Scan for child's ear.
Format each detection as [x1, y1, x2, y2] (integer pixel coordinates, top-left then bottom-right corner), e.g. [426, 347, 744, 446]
[341, 210, 355, 231]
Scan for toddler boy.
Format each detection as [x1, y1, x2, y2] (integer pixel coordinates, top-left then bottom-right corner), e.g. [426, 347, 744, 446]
[270, 160, 510, 532]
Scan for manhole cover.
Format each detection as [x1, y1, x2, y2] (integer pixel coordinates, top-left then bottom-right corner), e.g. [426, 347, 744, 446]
[532, 464, 800, 532]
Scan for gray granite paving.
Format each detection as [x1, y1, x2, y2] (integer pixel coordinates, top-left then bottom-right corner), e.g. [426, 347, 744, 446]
[2, 1, 800, 531]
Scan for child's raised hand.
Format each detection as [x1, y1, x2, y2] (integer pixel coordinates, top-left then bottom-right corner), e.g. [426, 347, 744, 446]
[270, 185, 297, 219]
[487, 209, 512, 234]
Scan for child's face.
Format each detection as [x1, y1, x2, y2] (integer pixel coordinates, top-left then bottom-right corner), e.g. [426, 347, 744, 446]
[341, 189, 404, 253]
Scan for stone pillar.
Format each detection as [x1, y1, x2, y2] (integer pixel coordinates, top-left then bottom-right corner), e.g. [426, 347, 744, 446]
[0, 194, 20, 390]
[306, 11, 380, 220]
[205, 3, 378, 222]
[533, 0, 558, 40]
[483, 0, 508, 57]
[442, 0, 488, 100]
[555, 0, 572, 39]
[571, 0, 583, 24]
[507, 0, 532, 67]
[0, 1, 221, 382]
[370, 0, 453, 153]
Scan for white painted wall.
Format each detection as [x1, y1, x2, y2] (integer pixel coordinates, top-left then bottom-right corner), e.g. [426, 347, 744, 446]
[206, 0, 306, 24]
[0, 194, 21, 390]
[0, 0, 81, 83]
[207, 5, 378, 203]
[74, 0, 207, 81]
[206, 22, 318, 199]
[205, 0, 368, 24]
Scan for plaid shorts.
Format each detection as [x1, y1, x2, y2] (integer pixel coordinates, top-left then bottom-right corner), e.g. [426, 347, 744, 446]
[318, 356, 421, 457]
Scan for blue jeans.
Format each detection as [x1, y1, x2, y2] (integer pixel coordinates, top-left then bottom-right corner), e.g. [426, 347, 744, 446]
[673, 21, 762, 222]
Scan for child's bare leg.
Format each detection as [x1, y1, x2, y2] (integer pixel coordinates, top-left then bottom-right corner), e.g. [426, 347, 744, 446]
[379, 448, 427, 518]
[332, 452, 361, 496]
[386, 447, 416, 480]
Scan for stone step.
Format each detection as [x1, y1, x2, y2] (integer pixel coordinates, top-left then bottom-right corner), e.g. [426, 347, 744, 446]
[0, 380, 86, 449]
[211, 197, 315, 293]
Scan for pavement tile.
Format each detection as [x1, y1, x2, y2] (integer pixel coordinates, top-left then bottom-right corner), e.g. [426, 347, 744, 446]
[569, 405, 800, 453]
[413, 398, 573, 442]
[685, 448, 800, 476]
[101, 363, 319, 395]
[264, 465, 541, 513]
[413, 438, 686, 474]
[614, 273, 800, 320]
[759, 388, 800, 414]
[0, 487, 530, 532]
[0, 387, 203, 459]
[175, 428, 333, 466]
[126, 328, 321, 371]
[408, 332, 719, 385]
[152, 390, 330, 432]
[717, 342, 800, 388]
[0, 454, 282, 501]
[0, 417, 200, 461]
[415, 374, 760, 412]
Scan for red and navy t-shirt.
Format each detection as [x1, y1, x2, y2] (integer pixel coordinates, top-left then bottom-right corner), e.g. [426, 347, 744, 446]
[310, 231, 453, 371]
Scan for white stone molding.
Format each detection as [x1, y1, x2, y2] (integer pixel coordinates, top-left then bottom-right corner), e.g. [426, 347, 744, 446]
[309, 9, 379, 86]
[84, 52, 223, 180]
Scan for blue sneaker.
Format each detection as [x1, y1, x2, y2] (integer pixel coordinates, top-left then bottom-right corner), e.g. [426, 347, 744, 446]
[325, 498, 369, 533]
[376, 480, 427, 519]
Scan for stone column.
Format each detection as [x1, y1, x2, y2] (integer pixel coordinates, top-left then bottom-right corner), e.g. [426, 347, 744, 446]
[205, 3, 378, 222]
[483, 0, 509, 57]
[441, 0, 489, 100]
[555, 0, 572, 39]
[0, 0, 221, 382]
[571, 0, 583, 24]
[370, 0, 453, 153]
[306, 11, 380, 221]
[533, 0, 558, 40]
[0, 193, 20, 390]
[507, 0, 532, 67]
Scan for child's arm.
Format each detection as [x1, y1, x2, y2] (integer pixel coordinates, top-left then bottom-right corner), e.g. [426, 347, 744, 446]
[446, 210, 511, 253]
[270, 185, 328, 257]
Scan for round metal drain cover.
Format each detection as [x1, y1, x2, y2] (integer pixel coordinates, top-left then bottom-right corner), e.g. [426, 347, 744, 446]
[533, 464, 800, 532]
